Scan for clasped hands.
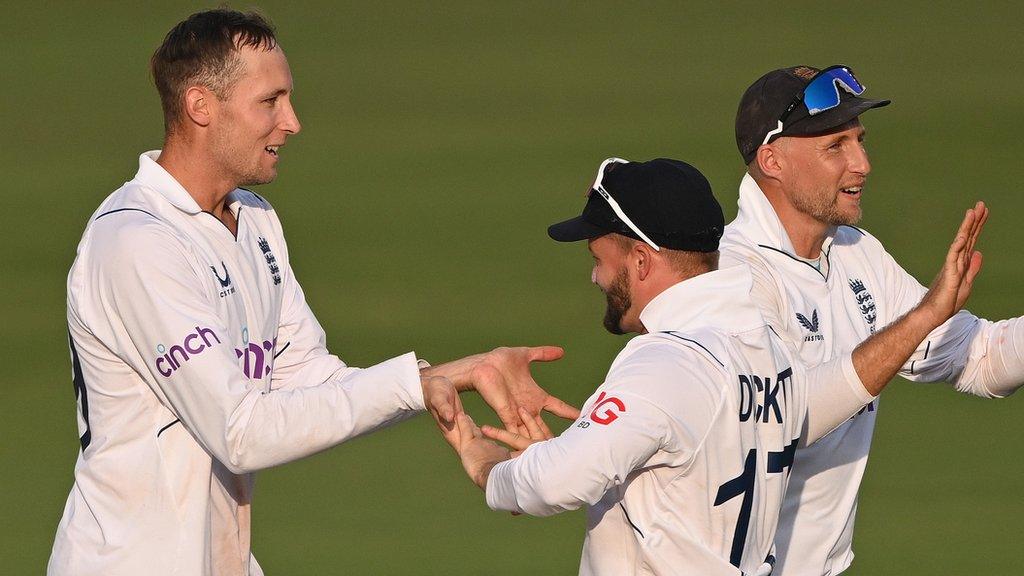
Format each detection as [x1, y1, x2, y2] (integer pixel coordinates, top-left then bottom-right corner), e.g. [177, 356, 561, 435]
[419, 346, 575, 490]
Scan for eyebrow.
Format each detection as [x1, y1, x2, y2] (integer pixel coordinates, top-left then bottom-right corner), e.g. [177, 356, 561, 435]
[260, 88, 289, 100]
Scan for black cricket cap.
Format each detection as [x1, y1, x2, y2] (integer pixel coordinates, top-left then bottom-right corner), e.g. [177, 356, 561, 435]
[548, 158, 723, 252]
[735, 65, 891, 165]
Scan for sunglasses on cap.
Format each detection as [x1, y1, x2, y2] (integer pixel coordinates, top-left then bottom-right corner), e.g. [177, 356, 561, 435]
[590, 157, 661, 252]
[761, 65, 867, 146]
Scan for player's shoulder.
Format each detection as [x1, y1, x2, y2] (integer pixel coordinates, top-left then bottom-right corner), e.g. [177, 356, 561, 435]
[603, 331, 730, 418]
[85, 190, 190, 265]
[613, 330, 731, 387]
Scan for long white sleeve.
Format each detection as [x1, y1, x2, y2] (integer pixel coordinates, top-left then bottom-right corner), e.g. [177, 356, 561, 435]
[88, 218, 424, 474]
[486, 344, 722, 516]
[803, 354, 875, 444]
[873, 244, 1024, 398]
[486, 390, 669, 516]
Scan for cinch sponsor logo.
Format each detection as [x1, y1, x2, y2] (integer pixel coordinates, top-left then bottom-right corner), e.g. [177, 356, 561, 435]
[155, 327, 221, 377]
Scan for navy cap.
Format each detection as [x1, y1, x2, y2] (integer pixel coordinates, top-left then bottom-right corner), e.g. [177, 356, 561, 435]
[548, 158, 723, 252]
[735, 65, 891, 165]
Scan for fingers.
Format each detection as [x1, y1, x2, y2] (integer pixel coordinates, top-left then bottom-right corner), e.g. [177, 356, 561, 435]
[518, 407, 552, 440]
[543, 395, 582, 420]
[963, 202, 987, 261]
[481, 424, 536, 451]
[948, 209, 976, 261]
[526, 346, 565, 363]
[425, 375, 462, 428]
[474, 364, 523, 435]
[457, 413, 482, 445]
[947, 202, 987, 279]
[533, 410, 554, 440]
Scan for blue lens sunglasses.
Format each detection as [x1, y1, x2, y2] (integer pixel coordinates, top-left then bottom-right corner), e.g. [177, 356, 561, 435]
[761, 66, 866, 146]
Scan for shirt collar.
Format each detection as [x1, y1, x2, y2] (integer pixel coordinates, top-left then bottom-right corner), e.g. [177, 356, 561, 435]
[732, 172, 836, 257]
[133, 151, 204, 215]
[639, 265, 762, 334]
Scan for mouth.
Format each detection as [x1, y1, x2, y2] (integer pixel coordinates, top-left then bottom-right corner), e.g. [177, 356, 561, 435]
[264, 145, 281, 158]
[840, 185, 862, 199]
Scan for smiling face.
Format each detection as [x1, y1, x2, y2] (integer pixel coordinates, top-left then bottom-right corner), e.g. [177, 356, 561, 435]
[207, 44, 301, 187]
[773, 119, 871, 227]
[588, 235, 636, 335]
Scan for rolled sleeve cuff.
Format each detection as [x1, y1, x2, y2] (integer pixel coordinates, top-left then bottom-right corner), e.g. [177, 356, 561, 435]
[805, 353, 877, 444]
[842, 352, 877, 405]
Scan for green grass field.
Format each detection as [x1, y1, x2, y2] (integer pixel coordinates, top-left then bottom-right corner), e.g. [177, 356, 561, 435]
[2, 1, 1022, 573]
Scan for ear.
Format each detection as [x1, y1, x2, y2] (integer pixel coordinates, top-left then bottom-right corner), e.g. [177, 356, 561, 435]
[183, 86, 214, 128]
[755, 142, 784, 181]
[633, 242, 655, 282]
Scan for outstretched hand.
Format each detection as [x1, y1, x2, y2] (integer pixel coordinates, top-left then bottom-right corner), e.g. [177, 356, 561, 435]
[432, 406, 552, 492]
[471, 346, 579, 434]
[480, 406, 552, 455]
[920, 201, 988, 326]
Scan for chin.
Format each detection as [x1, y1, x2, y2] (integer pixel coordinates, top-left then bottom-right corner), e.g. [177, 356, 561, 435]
[240, 170, 277, 187]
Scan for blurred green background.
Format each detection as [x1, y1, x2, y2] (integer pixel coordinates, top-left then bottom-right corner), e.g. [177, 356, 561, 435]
[2, 1, 1022, 573]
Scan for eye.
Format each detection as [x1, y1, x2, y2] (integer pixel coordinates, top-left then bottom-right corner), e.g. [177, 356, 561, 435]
[263, 96, 278, 106]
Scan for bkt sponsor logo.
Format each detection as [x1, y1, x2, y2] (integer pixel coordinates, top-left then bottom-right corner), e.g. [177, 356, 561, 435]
[155, 326, 221, 377]
[234, 337, 277, 379]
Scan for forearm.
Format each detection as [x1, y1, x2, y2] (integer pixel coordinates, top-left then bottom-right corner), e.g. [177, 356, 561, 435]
[219, 353, 424, 473]
[853, 307, 939, 396]
[485, 441, 600, 516]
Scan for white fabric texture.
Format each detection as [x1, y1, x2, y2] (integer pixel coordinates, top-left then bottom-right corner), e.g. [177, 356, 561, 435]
[486, 266, 871, 576]
[50, 152, 425, 576]
[719, 173, 1023, 576]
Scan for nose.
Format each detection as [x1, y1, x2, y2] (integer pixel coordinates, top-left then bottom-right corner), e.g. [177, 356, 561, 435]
[280, 99, 302, 135]
[850, 141, 871, 176]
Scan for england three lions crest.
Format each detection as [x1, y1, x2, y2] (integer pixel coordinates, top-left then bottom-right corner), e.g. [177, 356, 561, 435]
[848, 278, 877, 333]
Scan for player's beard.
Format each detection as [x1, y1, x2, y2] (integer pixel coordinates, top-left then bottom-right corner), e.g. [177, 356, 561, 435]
[209, 123, 277, 188]
[791, 186, 862, 226]
[602, 267, 632, 335]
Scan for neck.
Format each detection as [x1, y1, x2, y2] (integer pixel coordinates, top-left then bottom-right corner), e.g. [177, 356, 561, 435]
[157, 135, 237, 217]
[756, 179, 828, 259]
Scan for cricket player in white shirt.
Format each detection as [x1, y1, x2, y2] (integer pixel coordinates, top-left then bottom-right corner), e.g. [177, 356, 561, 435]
[49, 9, 577, 576]
[436, 157, 986, 575]
[723, 65, 1022, 575]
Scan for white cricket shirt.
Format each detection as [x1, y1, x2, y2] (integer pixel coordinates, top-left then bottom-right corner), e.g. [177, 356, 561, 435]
[720, 173, 1023, 576]
[50, 151, 425, 576]
[486, 265, 874, 576]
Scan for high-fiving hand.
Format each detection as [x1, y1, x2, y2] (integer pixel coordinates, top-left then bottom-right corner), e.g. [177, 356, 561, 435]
[471, 346, 579, 434]
[421, 345, 578, 434]
[439, 407, 553, 491]
[920, 201, 988, 326]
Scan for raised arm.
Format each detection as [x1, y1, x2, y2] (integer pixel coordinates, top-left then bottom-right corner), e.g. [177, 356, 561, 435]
[804, 202, 988, 441]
